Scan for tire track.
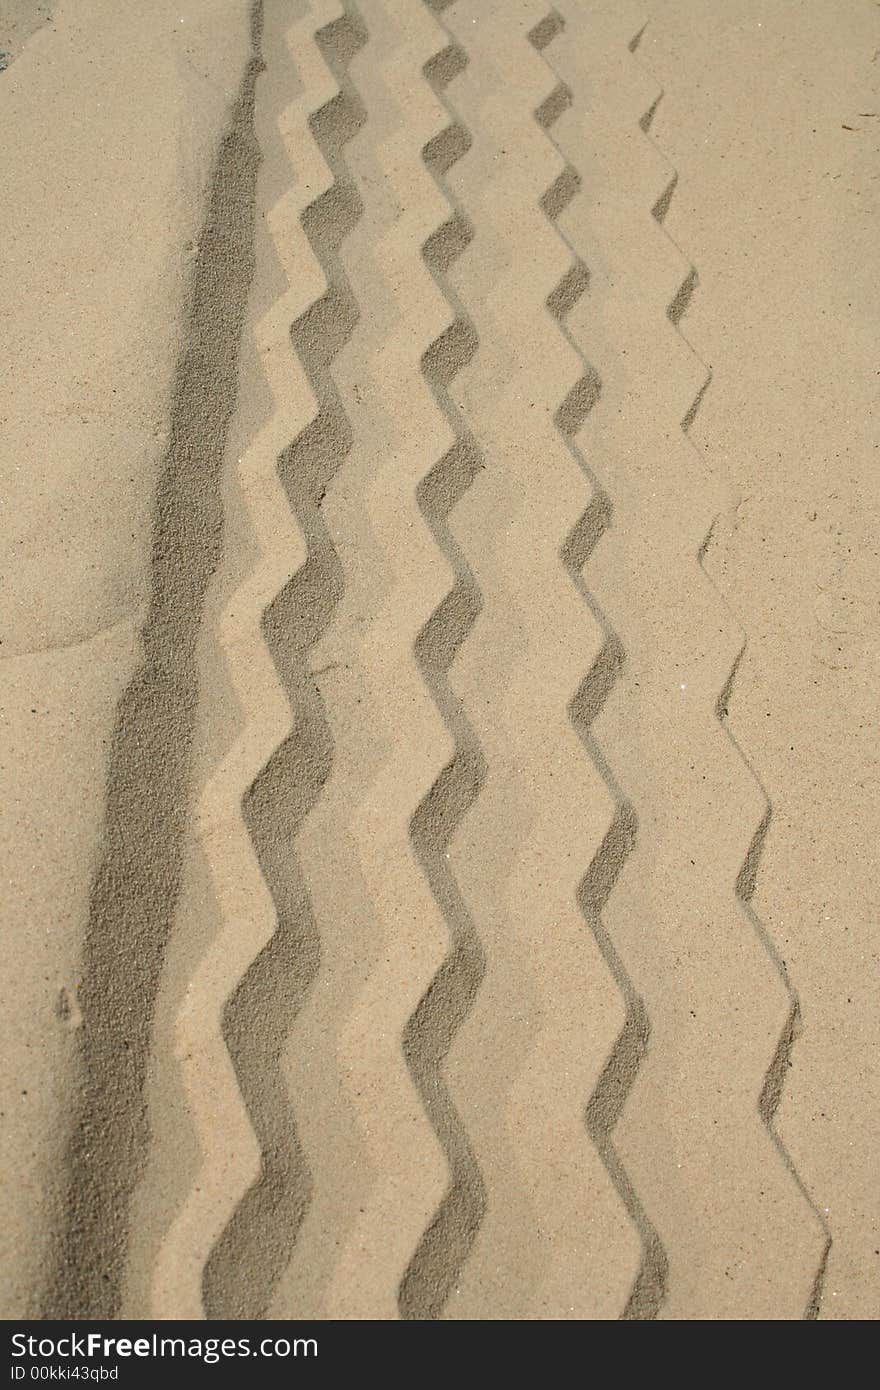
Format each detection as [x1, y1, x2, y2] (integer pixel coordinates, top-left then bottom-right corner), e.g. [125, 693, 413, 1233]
[42, 3, 266, 1319]
[196, 0, 367, 1319]
[267, 6, 426, 1319]
[546, 0, 827, 1315]
[393, 0, 488, 1321]
[433, 0, 640, 1318]
[628, 20, 832, 1318]
[277, 0, 481, 1318]
[401, 25, 545, 1317]
[528, 8, 667, 1321]
[146, 0, 323, 1318]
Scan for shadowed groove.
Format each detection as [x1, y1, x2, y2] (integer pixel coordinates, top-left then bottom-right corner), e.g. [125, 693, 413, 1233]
[540, 162, 581, 219]
[201, 2, 368, 1318]
[555, 364, 602, 438]
[41, 1, 266, 1319]
[536, 81, 572, 130]
[423, 40, 466, 88]
[760, 998, 801, 1126]
[640, 92, 662, 134]
[397, 4, 488, 1321]
[529, 10, 564, 52]
[682, 368, 712, 433]
[423, 122, 472, 176]
[578, 802, 668, 1322]
[668, 265, 697, 327]
[628, 23, 648, 55]
[562, 489, 611, 575]
[422, 316, 478, 387]
[528, 10, 668, 1321]
[652, 171, 677, 225]
[735, 801, 772, 907]
[547, 260, 590, 319]
[423, 211, 473, 273]
[630, 20, 832, 1316]
[805, 1240, 831, 1320]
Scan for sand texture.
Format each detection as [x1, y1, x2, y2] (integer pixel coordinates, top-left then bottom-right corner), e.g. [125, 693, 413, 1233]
[1, 0, 877, 1320]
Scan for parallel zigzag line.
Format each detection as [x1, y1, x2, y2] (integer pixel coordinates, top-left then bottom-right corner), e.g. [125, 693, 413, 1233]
[200, 1, 368, 1318]
[399, 0, 487, 1321]
[528, 10, 667, 1320]
[627, 22, 831, 1317]
[152, 4, 296, 1318]
[282, 9, 448, 1320]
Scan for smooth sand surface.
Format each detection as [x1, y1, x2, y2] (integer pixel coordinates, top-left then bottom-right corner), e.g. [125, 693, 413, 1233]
[1, 0, 877, 1319]
[0, 2, 51, 68]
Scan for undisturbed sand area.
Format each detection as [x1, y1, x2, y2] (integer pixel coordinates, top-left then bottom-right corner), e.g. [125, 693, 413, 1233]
[1, 0, 877, 1319]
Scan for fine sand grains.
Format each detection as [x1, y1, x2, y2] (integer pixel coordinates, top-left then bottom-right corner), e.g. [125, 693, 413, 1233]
[0, 0, 254, 1318]
[2, 0, 877, 1319]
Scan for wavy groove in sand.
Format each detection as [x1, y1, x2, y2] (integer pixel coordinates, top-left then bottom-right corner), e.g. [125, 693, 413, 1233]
[154, 0, 367, 1320]
[396, 2, 487, 1320]
[267, 7, 446, 1321]
[528, 9, 668, 1319]
[428, 4, 642, 1318]
[203, 0, 368, 1319]
[628, 21, 831, 1315]
[284, 0, 483, 1319]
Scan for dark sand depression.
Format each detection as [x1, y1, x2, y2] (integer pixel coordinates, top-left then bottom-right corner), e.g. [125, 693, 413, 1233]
[2, 0, 878, 1320]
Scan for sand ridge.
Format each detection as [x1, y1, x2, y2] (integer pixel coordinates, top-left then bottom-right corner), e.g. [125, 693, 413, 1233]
[0, 0, 255, 1320]
[2, 0, 878, 1320]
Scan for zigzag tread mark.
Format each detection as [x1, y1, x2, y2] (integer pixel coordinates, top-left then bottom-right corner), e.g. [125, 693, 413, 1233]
[626, 19, 831, 1316]
[528, 8, 667, 1321]
[197, 1, 369, 1320]
[396, 0, 489, 1321]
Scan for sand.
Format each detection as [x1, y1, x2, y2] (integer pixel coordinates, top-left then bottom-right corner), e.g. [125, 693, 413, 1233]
[1, 0, 877, 1320]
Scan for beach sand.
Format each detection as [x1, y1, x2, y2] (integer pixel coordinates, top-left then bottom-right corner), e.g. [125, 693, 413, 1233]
[1, 0, 877, 1319]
